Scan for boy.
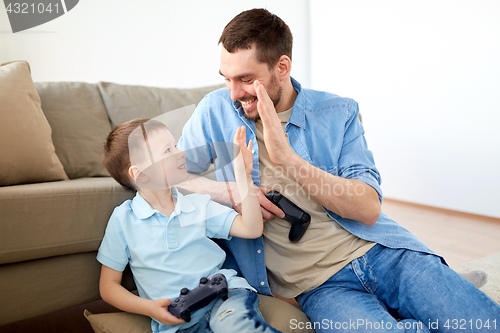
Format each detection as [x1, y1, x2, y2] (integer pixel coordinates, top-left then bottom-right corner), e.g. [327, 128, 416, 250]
[98, 118, 281, 333]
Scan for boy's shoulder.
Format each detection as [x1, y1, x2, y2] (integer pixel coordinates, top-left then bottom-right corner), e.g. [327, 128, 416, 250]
[109, 198, 135, 223]
[181, 192, 235, 214]
[115, 198, 134, 213]
[183, 191, 209, 199]
[181, 192, 212, 209]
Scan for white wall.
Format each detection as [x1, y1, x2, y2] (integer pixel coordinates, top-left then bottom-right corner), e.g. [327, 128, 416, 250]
[311, 0, 500, 218]
[0, 0, 310, 88]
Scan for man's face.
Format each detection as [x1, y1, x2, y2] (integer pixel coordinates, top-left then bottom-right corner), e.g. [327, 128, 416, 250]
[132, 127, 188, 189]
[220, 46, 282, 121]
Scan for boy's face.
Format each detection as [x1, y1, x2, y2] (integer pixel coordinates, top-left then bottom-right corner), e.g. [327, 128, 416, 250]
[131, 127, 187, 190]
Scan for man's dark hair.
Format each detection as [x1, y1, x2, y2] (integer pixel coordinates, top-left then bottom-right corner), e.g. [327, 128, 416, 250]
[219, 8, 293, 69]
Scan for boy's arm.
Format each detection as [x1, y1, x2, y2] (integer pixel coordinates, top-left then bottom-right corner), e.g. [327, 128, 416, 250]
[228, 126, 264, 239]
[99, 265, 185, 326]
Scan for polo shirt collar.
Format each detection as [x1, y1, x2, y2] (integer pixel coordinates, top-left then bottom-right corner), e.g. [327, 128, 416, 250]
[131, 187, 196, 220]
[231, 77, 306, 129]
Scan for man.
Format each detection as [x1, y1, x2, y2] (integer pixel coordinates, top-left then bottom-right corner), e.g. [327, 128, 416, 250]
[178, 8, 500, 333]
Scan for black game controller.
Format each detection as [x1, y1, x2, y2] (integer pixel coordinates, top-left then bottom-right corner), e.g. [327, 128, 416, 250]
[265, 190, 311, 242]
[168, 274, 228, 322]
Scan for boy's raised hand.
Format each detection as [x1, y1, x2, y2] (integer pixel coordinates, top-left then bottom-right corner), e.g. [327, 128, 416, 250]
[233, 126, 254, 177]
[150, 298, 185, 326]
[232, 126, 285, 220]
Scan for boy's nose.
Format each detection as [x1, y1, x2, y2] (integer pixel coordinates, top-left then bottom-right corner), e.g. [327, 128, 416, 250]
[175, 147, 185, 158]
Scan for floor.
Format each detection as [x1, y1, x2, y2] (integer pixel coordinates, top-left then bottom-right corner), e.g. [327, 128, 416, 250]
[1, 199, 499, 333]
[381, 198, 500, 267]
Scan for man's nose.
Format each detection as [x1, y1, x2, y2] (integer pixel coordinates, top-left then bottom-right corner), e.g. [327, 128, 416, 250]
[229, 81, 245, 101]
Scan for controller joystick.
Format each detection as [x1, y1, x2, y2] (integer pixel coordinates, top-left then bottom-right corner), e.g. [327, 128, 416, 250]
[265, 190, 311, 242]
[168, 274, 228, 322]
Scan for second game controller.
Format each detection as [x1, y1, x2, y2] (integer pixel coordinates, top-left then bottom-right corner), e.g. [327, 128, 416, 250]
[265, 190, 311, 242]
[168, 274, 228, 322]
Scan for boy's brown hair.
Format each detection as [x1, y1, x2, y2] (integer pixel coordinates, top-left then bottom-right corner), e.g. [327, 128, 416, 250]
[102, 118, 167, 191]
[218, 8, 293, 69]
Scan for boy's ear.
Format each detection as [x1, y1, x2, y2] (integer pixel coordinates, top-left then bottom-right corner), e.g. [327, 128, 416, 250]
[129, 166, 148, 184]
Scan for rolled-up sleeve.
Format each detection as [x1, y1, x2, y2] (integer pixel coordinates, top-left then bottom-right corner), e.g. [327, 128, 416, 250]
[338, 100, 383, 203]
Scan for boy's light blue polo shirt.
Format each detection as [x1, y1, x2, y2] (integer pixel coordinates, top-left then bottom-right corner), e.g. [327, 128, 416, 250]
[97, 187, 254, 333]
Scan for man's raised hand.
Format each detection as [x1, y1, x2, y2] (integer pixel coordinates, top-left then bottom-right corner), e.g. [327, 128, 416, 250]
[254, 80, 296, 166]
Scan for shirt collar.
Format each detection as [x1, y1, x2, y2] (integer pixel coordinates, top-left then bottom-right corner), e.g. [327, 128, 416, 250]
[131, 187, 196, 220]
[231, 77, 306, 129]
[287, 77, 306, 129]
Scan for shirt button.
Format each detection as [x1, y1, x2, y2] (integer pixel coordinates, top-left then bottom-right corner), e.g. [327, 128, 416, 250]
[257, 249, 262, 254]
[260, 281, 265, 286]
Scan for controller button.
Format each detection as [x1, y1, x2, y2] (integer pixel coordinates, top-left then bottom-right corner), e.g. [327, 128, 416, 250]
[180, 288, 189, 295]
[175, 298, 180, 303]
[200, 277, 208, 284]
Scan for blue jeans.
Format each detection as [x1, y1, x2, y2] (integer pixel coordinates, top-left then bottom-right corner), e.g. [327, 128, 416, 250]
[178, 289, 281, 333]
[297, 244, 500, 333]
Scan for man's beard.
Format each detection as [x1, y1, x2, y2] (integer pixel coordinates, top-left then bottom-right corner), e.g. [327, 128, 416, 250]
[241, 74, 282, 121]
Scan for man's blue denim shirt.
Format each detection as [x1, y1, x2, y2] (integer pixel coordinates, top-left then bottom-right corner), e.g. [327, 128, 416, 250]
[178, 77, 440, 296]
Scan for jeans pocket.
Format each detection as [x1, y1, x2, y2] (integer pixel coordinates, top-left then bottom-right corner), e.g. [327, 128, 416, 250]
[351, 256, 377, 294]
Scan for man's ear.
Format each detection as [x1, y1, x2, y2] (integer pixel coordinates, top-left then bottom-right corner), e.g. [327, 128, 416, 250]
[129, 166, 148, 184]
[276, 55, 292, 80]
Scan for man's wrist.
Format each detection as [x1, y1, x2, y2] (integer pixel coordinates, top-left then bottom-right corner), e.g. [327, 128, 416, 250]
[214, 181, 235, 204]
[283, 151, 305, 171]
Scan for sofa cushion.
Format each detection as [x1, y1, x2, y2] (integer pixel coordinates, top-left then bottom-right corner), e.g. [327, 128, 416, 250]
[98, 82, 224, 140]
[35, 82, 113, 179]
[0, 61, 68, 186]
[0, 177, 134, 265]
[84, 310, 152, 333]
[0, 252, 102, 325]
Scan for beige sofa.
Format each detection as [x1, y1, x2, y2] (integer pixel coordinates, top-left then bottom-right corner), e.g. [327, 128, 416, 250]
[0, 61, 313, 332]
